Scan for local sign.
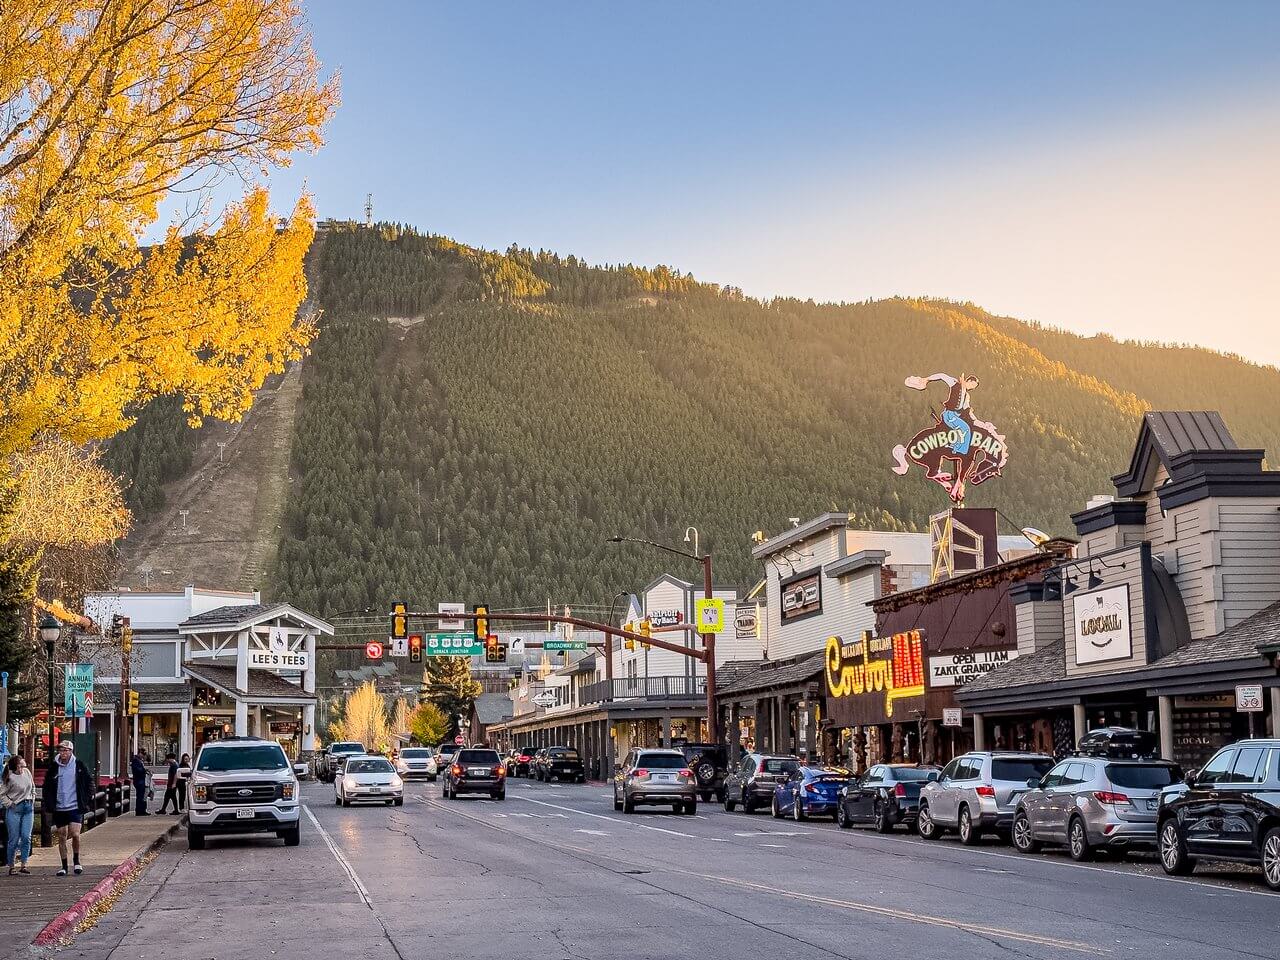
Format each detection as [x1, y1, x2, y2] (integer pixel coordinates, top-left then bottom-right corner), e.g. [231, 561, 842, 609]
[942, 707, 962, 728]
[437, 602, 466, 632]
[734, 604, 759, 641]
[928, 649, 1019, 688]
[648, 609, 683, 627]
[891, 373, 1008, 505]
[1072, 584, 1132, 666]
[780, 571, 821, 622]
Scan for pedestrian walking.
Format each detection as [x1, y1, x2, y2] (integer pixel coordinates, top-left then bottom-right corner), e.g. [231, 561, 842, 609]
[131, 749, 150, 816]
[2, 755, 35, 875]
[158, 753, 180, 814]
[41, 741, 92, 877]
[176, 753, 192, 811]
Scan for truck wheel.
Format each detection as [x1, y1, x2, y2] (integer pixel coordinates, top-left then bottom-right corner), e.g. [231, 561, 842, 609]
[623, 795, 635, 814]
[188, 828, 206, 850]
[280, 826, 300, 847]
[1159, 819, 1196, 876]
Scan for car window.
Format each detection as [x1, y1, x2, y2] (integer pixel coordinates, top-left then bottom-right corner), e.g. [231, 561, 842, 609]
[1041, 762, 1070, 789]
[1227, 747, 1267, 784]
[197, 744, 289, 772]
[889, 768, 937, 782]
[864, 766, 884, 785]
[938, 759, 961, 782]
[992, 758, 1054, 782]
[1197, 749, 1236, 785]
[1059, 762, 1087, 786]
[956, 759, 980, 780]
[550, 749, 580, 759]
[1106, 763, 1181, 789]
[636, 753, 687, 769]
[347, 758, 393, 774]
[401, 749, 432, 759]
[457, 750, 501, 764]
[763, 758, 799, 775]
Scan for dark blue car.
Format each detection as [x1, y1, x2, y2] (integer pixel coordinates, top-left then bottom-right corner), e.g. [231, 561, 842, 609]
[771, 765, 848, 821]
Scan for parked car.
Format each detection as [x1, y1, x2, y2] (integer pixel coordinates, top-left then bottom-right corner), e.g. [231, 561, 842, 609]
[681, 742, 729, 802]
[723, 753, 800, 814]
[428, 743, 462, 781]
[1157, 738, 1280, 890]
[771, 766, 847, 822]
[394, 746, 435, 781]
[918, 751, 1054, 844]
[319, 741, 366, 783]
[837, 764, 940, 832]
[509, 745, 537, 777]
[535, 746, 586, 783]
[443, 747, 506, 800]
[187, 737, 300, 849]
[1076, 726, 1160, 760]
[336, 755, 404, 806]
[1013, 755, 1181, 860]
[613, 748, 696, 814]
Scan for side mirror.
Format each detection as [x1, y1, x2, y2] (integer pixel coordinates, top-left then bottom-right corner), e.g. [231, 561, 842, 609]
[1027, 777, 1041, 788]
[926, 771, 939, 782]
[1184, 770, 1198, 788]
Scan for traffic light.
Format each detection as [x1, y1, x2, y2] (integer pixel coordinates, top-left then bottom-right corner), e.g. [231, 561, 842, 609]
[390, 601, 407, 640]
[408, 634, 423, 663]
[126, 690, 140, 715]
[622, 621, 635, 652]
[473, 605, 489, 642]
[639, 618, 652, 650]
[121, 617, 132, 654]
[484, 636, 507, 664]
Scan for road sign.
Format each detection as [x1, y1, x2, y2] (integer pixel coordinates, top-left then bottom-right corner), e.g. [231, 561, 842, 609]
[365, 640, 384, 660]
[454, 734, 465, 745]
[64, 664, 93, 716]
[438, 602, 465, 632]
[942, 707, 962, 728]
[424, 633, 485, 657]
[695, 597, 726, 633]
[532, 692, 557, 708]
[1235, 684, 1264, 712]
[544, 639, 587, 651]
[82, 690, 94, 720]
[388, 636, 408, 658]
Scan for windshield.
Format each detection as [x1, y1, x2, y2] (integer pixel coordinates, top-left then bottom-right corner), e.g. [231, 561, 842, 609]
[347, 758, 393, 774]
[991, 758, 1053, 782]
[887, 768, 937, 782]
[550, 749, 580, 759]
[332, 743, 364, 753]
[636, 754, 686, 769]
[401, 749, 432, 759]
[1106, 763, 1182, 788]
[457, 750, 501, 764]
[197, 745, 289, 772]
[762, 759, 800, 775]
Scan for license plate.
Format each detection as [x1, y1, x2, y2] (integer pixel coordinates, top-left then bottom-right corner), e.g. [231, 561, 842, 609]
[370, 787, 382, 793]
[469, 768, 488, 776]
[236, 807, 255, 819]
[654, 774, 675, 782]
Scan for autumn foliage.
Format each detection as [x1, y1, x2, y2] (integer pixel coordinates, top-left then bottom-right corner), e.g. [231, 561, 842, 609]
[0, 0, 338, 455]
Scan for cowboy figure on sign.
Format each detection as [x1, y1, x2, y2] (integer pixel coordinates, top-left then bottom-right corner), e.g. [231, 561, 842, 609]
[892, 372, 1008, 505]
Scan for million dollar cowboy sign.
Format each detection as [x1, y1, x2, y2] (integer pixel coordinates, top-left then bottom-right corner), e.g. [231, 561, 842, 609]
[891, 373, 1009, 505]
[825, 630, 926, 718]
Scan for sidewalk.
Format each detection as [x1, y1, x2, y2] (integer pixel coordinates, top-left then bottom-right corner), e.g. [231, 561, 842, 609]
[1, 811, 186, 950]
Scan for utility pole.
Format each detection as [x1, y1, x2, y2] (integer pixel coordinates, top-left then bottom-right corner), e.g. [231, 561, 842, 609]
[701, 552, 718, 744]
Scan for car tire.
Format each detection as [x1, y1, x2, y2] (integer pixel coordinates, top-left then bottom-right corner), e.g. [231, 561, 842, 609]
[700, 791, 713, 803]
[334, 793, 341, 806]
[393, 798, 403, 807]
[723, 793, 736, 813]
[427, 775, 436, 783]
[1159, 818, 1196, 876]
[492, 790, 505, 801]
[623, 795, 635, 814]
[1261, 827, 1280, 891]
[874, 801, 893, 834]
[1068, 816, 1094, 862]
[771, 796, 782, 819]
[683, 801, 697, 816]
[958, 805, 980, 845]
[1012, 812, 1040, 854]
[187, 827, 205, 850]
[577, 775, 586, 784]
[837, 804, 852, 830]
[793, 797, 805, 822]
[280, 826, 300, 847]
[614, 793, 623, 812]
[917, 803, 941, 840]
[741, 796, 754, 815]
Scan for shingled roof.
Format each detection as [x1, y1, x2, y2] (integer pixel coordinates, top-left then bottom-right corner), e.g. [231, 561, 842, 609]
[183, 662, 315, 700]
[716, 650, 825, 697]
[179, 603, 272, 628]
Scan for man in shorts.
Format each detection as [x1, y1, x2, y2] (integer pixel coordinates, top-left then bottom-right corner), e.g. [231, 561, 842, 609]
[40, 740, 92, 876]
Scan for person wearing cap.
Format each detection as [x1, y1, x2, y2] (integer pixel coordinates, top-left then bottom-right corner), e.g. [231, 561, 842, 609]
[40, 741, 92, 877]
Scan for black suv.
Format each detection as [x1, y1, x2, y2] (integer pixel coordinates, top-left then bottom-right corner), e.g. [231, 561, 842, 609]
[723, 753, 800, 813]
[444, 747, 507, 800]
[535, 746, 585, 783]
[681, 742, 729, 802]
[1157, 739, 1280, 890]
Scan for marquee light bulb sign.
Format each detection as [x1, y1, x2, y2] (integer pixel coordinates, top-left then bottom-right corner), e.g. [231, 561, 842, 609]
[890, 372, 1009, 505]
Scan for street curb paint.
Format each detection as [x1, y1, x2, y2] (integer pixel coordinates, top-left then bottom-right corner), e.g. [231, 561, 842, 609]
[30, 815, 187, 947]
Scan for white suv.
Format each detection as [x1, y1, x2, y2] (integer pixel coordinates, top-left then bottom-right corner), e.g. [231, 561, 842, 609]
[188, 737, 301, 849]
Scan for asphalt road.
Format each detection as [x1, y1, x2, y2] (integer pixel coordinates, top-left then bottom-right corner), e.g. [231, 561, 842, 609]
[47, 777, 1278, 960]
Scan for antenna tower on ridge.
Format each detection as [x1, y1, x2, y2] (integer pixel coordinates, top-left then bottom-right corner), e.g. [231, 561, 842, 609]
[365, 193, 373, 227]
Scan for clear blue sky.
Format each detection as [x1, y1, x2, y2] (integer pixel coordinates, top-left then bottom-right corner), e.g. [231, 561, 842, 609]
[252, 2, 1280, 364]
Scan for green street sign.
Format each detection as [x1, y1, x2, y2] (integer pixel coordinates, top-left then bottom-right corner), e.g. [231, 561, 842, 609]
[544, 639, 587, 651]
[424, 633, 484, 657]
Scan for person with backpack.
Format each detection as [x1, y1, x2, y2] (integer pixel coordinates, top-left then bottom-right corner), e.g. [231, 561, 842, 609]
[41, 741, 93, 877]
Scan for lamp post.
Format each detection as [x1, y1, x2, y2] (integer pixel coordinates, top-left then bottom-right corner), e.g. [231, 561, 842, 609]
[38, 613, 60, 847]
[606, 535, 719, 744]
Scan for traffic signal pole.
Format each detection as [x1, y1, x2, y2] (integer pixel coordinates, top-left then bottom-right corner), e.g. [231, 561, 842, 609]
[701, 553, 718, 744]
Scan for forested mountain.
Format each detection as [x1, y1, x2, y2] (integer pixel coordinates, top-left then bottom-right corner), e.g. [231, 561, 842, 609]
[261, 222, 1280, 618]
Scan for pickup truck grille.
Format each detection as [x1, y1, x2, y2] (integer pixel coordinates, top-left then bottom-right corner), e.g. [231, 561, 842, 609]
[211, 782, 279, 804]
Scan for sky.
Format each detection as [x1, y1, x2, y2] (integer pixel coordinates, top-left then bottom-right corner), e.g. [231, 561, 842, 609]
[225, 2, 1280, 365]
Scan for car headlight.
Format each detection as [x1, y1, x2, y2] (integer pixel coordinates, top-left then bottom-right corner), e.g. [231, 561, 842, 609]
[282, 782, 295, 800]
[343, 776, 358, 790]
[390, 776, 403, 789]
[193, 784, 208, 803]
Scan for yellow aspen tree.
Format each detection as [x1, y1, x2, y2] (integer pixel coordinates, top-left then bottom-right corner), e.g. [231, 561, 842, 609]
[330, 681, 389, 752]
[0, 0, 339, 455]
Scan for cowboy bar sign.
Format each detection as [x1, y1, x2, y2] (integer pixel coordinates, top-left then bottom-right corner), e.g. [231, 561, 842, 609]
[825, 629, 926, 720]
[891, 373, 1009, 505]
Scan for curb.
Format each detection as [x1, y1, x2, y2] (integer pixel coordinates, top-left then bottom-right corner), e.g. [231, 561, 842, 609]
[31, 816, 187, 947]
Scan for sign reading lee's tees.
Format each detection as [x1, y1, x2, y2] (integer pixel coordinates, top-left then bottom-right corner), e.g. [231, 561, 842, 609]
[249, 649, 310, 670]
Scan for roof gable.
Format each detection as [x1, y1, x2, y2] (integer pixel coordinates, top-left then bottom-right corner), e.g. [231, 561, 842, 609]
[1113, 411, 1236, 498]
[178, 602, 333, 636]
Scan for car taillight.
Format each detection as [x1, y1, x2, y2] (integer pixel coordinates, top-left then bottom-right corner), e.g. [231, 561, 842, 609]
[519, 755, 530, 762]
[678, 769, 692, 778]
[975, 785, 995, 798]
[451, 764, 462, 776]
[894, 783, 907, 798]
[805, 783, 818, 794]
[193, 784, 207, 803]
[1093, 791, 1130, 805]
[757, 759, 767, 774]
[632, 768, 649, 779]
[492, 766, 504, 778]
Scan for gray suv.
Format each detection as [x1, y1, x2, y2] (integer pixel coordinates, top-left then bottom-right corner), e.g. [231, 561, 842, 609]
[613, 748, 697, 815]
[188, 737, 300, 849]
[918, 751, 1054, 844]
[1013, 756, 1181, 860]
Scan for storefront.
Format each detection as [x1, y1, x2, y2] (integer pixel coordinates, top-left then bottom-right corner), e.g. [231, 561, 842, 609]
[715, 651, 826, 762]
[958, 411, 1280, 761]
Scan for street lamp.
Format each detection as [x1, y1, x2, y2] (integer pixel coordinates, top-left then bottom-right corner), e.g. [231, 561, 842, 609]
[38, 613, 60, 847]
[606, 535, 719, 744]
[683, 526, 699, 559]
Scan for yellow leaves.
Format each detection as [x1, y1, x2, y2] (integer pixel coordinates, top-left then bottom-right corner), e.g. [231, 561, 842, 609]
[0, 0, 338, 456]
[7, 439, 130, 549]
[330, 681, 391, 751]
